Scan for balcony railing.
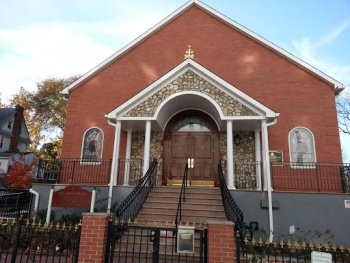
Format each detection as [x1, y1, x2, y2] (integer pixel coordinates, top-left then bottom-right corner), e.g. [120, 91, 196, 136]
[36, 158, 112, 184]
[221, 161, 349, 193]
[35, 158, 350, 193]
[271, 162, 349, 193]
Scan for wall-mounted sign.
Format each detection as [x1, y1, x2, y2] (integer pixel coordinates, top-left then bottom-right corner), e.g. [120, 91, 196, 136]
[269, 151, 283, 165]
[345, 200, 350, 208]
[311, 251, 332, 263]
[52, 186, 92, 208]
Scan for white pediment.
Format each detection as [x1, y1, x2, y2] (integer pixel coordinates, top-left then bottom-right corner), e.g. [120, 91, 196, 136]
[106, 59, 278, 131]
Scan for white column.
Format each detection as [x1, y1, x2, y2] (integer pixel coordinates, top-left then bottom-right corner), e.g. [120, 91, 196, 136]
[261, 120, 271, 191]
[46, 186, 54, 224]
[108, 120, 121, 213]
[143, 120, 151, 176]
[261, 119, 274, 242]
[226, 120, 235, 189]
[90, 187, 96, 212]
[123, 130, 132, 185]
[254, 130, 262, 190]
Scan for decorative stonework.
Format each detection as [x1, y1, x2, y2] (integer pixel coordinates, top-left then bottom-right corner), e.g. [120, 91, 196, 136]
[130, 131, 163, 185]
[123, 70, 258, 117]
[219, 131, 257, 189]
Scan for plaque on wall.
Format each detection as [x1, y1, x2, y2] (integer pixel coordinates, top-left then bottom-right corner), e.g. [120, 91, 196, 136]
[269, 151, 283, 165]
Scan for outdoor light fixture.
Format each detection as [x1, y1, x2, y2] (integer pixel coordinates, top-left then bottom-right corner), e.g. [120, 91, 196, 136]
[234, 134, 241, 145]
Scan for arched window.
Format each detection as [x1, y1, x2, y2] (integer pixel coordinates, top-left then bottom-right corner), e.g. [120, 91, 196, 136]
[81, 128, 103, 160]
[172, 116, 212, 132]
[289, 127, 316, 163]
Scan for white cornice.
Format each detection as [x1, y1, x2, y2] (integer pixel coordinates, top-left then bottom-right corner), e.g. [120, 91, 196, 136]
[106, 59, 278, 120]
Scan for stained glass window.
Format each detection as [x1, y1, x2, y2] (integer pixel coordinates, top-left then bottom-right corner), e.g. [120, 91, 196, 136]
[82, 128, 103, 159]
[172, 116, 212, 132]
[289, 127, 316, 163]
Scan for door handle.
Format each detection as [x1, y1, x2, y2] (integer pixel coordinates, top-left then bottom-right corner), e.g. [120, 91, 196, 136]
[188, 158, 194, 169]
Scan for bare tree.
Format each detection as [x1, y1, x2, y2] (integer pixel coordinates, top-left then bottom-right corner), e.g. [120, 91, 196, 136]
[337, 89, 350, 134]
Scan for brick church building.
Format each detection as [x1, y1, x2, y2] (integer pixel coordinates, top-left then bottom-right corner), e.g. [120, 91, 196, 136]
[61, 0, 344, 192]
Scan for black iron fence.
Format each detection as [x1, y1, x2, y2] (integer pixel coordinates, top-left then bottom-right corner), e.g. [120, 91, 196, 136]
[36, 158, 112, 184]
[175, 163, 188, 229]
[220, 160, 349, 193]
[117, 158, 144, 185]
[106, 220, 207, 263]
[0, 189, 33, 219]
[218, 163, 245, 238]
[0, 218, 81, 263]
[271, 162, 348, 193]
[115, 159, 158, 223]
[236, 235, 350, 263]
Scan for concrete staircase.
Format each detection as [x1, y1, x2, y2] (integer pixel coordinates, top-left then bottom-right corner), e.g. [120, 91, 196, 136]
[134, 186, 227, 225]
[112, 186, 227, 261]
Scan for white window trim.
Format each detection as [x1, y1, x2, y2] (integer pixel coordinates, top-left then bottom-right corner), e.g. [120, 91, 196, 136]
[80, 127, 104, 164]
[288, 127, 317, 169]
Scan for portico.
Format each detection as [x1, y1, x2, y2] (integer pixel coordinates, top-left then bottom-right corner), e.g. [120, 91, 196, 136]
[106, 59, 279, 189]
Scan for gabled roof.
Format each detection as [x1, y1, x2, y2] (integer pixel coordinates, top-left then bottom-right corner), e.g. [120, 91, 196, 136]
[106, 59, 279, 131]
[62, 0, 344, 97]
[0, 108, 16, 128]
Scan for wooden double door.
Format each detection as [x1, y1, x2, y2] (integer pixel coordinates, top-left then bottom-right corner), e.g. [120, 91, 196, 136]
[164, 132, 219, 186]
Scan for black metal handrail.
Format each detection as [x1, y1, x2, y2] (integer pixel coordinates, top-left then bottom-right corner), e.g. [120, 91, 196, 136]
[218, 162, 245, 235]
[175, 163, 188, 228]
[115, 159, 158, 223]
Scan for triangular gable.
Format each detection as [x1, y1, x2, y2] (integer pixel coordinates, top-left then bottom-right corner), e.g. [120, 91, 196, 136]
[106, 59, 278, 127]
[62, 0, 344, 97]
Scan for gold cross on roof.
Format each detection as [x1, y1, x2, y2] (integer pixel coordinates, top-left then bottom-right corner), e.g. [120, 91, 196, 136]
[184, 45, 194, 59]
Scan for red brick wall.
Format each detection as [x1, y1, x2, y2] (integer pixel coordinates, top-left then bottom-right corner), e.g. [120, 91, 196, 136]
[61, 6, 341, 163]
[207, 220, 236, 263]
[79, 213, 111, 263]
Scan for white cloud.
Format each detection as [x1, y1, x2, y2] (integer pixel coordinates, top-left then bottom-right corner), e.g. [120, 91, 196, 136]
[292, 36, 350, 88]
[0, 24, 114, 102]
[0, 2, 174, 103]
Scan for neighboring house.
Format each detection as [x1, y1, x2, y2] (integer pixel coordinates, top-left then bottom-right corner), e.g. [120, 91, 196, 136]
[33, 1, 349, 244]
[0, 104, 31, 174]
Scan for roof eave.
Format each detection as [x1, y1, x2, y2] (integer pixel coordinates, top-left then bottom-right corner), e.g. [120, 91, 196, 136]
[61, 0, 198, 97]
[61, 0, 344, 97]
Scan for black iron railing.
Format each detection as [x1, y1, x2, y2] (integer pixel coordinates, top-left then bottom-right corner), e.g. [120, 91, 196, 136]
[36, 158, 112, 184]
[0, 189, 33, 219]
[236, 235, 350, 263]
[117, 158, 143, 185]
[175, 163, 188, 228]
[107, 222, 207, 263]
[220, 160, 348, 193]
[218, 162, 245, 235]
[271, 162, 348, 193]
[115, 159, 158, 223]
[0, 218, 81, 263]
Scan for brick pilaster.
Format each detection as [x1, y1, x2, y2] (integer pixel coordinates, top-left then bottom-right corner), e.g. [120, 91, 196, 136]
[207, 220, 235, 263]
[79, 213, 112, 263]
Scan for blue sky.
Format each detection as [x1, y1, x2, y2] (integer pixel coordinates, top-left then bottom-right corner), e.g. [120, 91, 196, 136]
[1, 0, 350, 159]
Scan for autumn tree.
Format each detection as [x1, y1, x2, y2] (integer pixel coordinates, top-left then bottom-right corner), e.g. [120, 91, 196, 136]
[8, 76, 79, 155]
[4, 155, 38, 189]
[8, 87, 45, 152]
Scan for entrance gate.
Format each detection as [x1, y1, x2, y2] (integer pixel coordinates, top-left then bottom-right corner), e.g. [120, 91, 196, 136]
[106, 223, 208, 263]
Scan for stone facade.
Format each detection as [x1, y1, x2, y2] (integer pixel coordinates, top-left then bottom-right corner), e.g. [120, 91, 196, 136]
[124, 70, 258, 118]
[219, 131, 257, 189]
[130, 131, 163, 185]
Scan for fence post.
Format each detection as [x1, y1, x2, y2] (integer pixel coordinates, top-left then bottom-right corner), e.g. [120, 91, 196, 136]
[78, 213, 112, 263]
[207, 220, 235, 263]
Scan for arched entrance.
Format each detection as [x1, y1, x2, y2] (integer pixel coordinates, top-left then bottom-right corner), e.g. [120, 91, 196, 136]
[163, 110, 220, 186]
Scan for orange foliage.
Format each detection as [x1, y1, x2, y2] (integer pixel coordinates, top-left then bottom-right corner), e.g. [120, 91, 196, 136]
[4, 155, 38, 189]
